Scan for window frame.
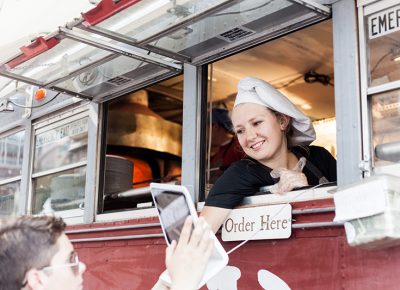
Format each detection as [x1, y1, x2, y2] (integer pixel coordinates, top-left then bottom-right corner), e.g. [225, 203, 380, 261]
[29, 105, 92, 223]
[358, 0, 400, 176]
[0, 128, 25, 217]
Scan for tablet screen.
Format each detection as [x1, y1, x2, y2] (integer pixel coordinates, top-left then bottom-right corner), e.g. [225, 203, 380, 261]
[154, 191, 193, 244]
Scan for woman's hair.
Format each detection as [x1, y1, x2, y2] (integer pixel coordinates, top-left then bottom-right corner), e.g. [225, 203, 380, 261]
[269, 109, 294, 148]
[0, 216, 66, 290]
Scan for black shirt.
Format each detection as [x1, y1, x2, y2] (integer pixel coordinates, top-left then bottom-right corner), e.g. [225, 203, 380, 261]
[205, 145, 337, 209]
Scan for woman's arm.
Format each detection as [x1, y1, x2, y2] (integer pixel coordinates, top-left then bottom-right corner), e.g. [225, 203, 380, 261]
[201, 206, 232, 233]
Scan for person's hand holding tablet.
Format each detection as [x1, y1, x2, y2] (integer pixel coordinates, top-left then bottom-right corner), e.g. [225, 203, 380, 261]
[165, 217, 214, 290]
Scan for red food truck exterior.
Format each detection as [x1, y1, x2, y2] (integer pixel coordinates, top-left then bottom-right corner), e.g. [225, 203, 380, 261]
[1, 0, 400, 289]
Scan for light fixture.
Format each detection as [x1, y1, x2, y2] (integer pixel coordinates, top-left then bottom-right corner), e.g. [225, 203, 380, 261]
[304, 70, 330, 86]
[34, 88, 47, 101]
[300, 103, 312, 110]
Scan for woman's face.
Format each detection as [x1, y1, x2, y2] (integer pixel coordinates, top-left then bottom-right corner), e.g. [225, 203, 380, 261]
[231, 103, 287, 165]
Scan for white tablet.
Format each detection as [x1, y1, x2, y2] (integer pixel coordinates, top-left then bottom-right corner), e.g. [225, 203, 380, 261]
[150, 182, 229, 288]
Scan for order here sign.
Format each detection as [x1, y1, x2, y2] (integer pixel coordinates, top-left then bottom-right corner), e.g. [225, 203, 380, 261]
[368, 5, 400, 39]
[221, 204, 292, 242]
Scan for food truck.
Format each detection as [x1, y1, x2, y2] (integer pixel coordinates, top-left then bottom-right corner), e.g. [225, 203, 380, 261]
[0, 0, 400, 289]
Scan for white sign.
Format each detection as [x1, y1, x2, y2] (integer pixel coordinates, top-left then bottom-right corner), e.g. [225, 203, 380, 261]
[221, 204, 292, 242]
[368, 5, 400, 39]
[36, 118, 88, 148]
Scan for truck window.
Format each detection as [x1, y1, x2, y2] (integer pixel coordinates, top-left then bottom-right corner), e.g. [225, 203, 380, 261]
[31, 112, 89, 215]
[0, 130, 24, 217]
[99, 80, 183, 213]
[204, 19, 336, 199]
[362, 5, 400, 173]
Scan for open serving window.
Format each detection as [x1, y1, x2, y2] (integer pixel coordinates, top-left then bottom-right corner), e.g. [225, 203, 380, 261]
[359, 0, 400, 174]
[0, 0, 330, 103]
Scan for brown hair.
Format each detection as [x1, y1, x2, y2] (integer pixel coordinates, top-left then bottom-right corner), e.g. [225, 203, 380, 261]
[0, 216, 66, 290]
[269, 109, 294, 147]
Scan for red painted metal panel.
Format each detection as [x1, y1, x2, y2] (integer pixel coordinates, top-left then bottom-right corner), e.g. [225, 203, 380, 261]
[77, 239, 165, 290]
[225, 236, 343, 289]
[82, 0, 142, 26]
[4, 37, 59, 69]
[341, 240, 400, 290]
[69, 204, 400, 290]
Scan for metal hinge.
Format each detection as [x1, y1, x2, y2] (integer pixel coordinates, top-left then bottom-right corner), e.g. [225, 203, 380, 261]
[358, 158, 371, 176]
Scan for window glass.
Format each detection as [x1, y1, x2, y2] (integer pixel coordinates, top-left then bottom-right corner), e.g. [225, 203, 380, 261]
[366, 4, 400, 86]
[0, 181, 20, 217]
[33, 117, 88, 173]
[32, 166, 86, 214]
[100, 86, 183, 213]
[371, 89, 400, 166]
[0, 131, 24, 181]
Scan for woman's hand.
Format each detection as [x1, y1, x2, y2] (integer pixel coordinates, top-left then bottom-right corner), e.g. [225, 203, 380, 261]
[269, 157, 308, 194]
[166, 217, 214, 290]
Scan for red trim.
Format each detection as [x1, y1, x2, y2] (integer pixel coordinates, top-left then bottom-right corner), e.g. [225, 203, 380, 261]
[82, 0, 142, 26]
[5, 37, 59, 70]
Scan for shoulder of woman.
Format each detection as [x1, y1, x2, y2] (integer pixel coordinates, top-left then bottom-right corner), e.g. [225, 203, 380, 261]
[291, 145, 310, 158]
[233, 156, 270, 170]
[291, 145, 334, 160]
[307, 146, 337, 167]
[308, 145, 332, 156]
[218, 158, 271, 184]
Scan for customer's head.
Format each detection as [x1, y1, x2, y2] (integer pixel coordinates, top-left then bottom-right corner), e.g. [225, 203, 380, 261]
[0, 216, 86, 290]
[211, 108, 234, 147]
[212, 108, 233, 133]
[231, 77, 315, 162]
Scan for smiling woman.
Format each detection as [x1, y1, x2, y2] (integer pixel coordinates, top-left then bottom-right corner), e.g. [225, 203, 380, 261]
[201, 77, 337, 233]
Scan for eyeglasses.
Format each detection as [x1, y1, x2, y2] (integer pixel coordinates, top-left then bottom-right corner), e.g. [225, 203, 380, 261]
[21, 252, 81, 287]
[41, 252, 81, 275]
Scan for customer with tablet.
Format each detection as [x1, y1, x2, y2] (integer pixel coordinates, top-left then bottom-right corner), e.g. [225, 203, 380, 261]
[0, 215, 214, 290]
[151, 183, 229, 288]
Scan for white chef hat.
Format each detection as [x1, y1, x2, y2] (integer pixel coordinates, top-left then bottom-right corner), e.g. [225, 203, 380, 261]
[234, 77, 315, 145]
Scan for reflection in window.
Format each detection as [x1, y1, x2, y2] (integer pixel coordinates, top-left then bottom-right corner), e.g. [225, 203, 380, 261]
[32, 167, 86, 214]
[152, 0, 294, 55]
[32, 115, 89, 215]
[367, 14, 400, 86]
[0, 181, 20, 217]
[34, 117, 88, 173]
[371, 90, 400, 166]
[0, 131, 24, 181]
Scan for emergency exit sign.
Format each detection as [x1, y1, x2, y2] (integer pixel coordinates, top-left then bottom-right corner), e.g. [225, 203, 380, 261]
[221, 204, 292, 242]
[368, 5, 400, 39]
